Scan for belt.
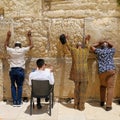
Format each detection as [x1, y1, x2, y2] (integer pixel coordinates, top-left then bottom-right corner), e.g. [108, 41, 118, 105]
[11, 67, 24, 70]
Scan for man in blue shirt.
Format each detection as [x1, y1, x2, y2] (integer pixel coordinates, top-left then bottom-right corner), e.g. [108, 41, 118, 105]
[91, 40, 116, 111]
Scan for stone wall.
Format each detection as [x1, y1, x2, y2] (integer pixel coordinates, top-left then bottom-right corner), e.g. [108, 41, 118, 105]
[0, 60, 3, 100]
[0, 0, 120, 100]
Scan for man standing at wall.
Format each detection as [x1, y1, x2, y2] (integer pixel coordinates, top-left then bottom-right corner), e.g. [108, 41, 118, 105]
[4, 30, 33, 106]
[59, 34, 91, 111]
[91, 40, 116, 111]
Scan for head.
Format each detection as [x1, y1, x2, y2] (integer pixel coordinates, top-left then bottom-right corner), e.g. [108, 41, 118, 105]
[76, 42, 82, 48]
[14, 41, 21, 48]
[59, 34, 66, 44]
[101, 42, 108, 49]
[36, 59, 45, 69]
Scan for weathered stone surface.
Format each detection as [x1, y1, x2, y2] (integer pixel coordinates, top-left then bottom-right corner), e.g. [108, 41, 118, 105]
[0, 60, 3, 100]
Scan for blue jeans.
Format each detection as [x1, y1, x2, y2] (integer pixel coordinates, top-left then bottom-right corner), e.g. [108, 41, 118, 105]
[9, 67, 25, 104]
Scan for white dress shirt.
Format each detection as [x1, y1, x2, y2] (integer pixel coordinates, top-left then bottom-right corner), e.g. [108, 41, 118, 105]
[29, 68, 54, 85]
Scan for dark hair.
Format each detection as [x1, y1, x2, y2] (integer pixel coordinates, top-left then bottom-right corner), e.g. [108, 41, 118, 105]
[14, 43, 21, 48]
[59, 34, 66, 44]
[36, 59, 45, 68]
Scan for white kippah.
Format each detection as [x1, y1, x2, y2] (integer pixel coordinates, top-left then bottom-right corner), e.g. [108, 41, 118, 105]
[77, 42, 82, 45]
[15, 41, 21, 44]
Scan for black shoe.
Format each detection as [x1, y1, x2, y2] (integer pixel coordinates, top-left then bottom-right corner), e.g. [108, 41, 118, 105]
[37, 104, 42, 109]
[100, 102, 105, 107]
[118, 100, 120, 104]
[23, 97, 28, 102]
[106, 107, 112, 111]
[16, 101, 22, 107]
[45, 97, 49, 102]
[13, 101, 17, 107]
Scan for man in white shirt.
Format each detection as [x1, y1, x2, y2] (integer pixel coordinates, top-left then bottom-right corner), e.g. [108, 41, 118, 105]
[4, 31, 33, 106]
[29, 59, 54, 109]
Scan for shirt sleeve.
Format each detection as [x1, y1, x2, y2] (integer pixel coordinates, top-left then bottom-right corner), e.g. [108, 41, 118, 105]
[111, 48, 115, 54]
[45, 68, 55, 85]
[94, 48, 101, 54]
[22, 46, 30, 52]
[49, 72, 55, 85]
[6, 46, 14, 53]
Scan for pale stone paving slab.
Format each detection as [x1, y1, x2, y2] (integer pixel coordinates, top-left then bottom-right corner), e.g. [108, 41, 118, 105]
[84, 101, 120, 120]
[0, 100, 120, 120]
[57, 103, 86, 120]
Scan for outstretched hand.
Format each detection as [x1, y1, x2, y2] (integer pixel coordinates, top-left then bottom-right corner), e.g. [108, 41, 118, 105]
[85, 34, 91, 41]
[7, 31, 11, 38]
[27, 30, 31, 37]
[85, 34, 91, 45]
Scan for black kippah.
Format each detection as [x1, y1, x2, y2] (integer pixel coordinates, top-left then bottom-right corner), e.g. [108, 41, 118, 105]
[59, 34, 66, 45]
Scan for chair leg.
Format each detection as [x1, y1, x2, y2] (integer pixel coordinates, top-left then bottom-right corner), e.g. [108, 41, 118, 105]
[49, 94, 51, 116]
[33, 100, 35, 109]
[52, 90, 54, 108]
[30, 97, 33, 115]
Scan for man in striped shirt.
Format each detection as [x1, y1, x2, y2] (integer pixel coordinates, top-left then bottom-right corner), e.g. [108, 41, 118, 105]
[59, 34, 91, 111]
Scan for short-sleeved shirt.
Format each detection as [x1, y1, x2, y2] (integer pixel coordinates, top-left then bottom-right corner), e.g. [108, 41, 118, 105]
[95, 47, 115, 73]
[29, 68, 54, 85]
[6, 46, 30, 69]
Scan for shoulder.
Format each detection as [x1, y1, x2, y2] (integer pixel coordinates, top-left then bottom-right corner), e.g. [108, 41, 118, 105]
[94, 48, 102, 53]
[29, 70, 37, 75]
[6, 46, 13, 50]
[111, 48, 115, 51]
[22, 46, 30, 49]
[6, 46, 14, 52]
[21, 46, 30, 51]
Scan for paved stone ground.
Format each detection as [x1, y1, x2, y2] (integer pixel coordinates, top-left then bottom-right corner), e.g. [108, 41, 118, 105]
[0, 99, 120, 120]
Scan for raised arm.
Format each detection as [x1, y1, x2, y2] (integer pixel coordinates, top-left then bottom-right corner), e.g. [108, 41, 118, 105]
[83, 34, 91, 49]
[4, 31, 11, 48]
[90, 45, 96, 52]
[85, 34, 91, 45]
[90, 40, 107, 52]
[106, 41, 113, 48]
[45, 64, 54, 72]
[59, 34, 74, 52]
[27, 30, 33, 49]
[90, 41, 102, 52]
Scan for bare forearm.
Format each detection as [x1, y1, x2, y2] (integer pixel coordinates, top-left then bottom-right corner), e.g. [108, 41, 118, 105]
[5, 37, 10, 46]
[28, 36, 32, 45]
[107, 42, 113, 48]
[90, 46, 96, 52]
[27, 31, 33, 49]
[28, 37, 33, 49]
[4, 31, 11, 47]
[93, 42, 101, 47]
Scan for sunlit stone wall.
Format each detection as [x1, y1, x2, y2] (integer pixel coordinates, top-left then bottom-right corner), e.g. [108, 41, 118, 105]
[0, 0, 120, 101]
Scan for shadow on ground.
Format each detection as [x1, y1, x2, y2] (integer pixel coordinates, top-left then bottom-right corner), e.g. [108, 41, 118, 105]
[25, 103, 50, 115]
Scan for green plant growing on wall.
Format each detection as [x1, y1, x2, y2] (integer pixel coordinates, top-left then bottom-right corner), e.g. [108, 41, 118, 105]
[117, 0, 120, 5]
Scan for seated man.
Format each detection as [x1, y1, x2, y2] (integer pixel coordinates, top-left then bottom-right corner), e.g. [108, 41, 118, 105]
[29, 59, 54, 109]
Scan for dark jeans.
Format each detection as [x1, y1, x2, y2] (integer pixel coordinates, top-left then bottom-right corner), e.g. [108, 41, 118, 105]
[9, 67, 25, 104]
